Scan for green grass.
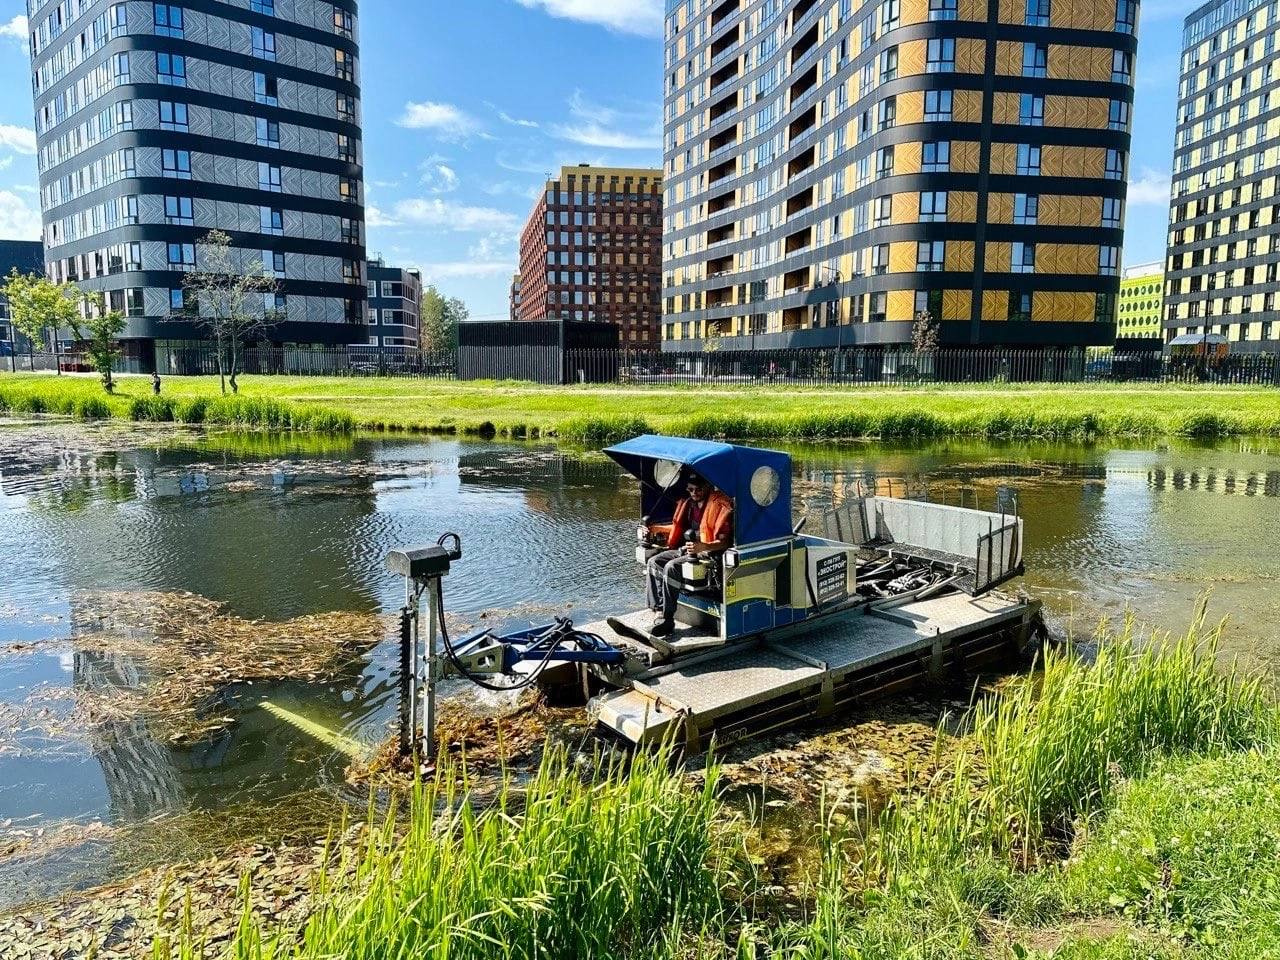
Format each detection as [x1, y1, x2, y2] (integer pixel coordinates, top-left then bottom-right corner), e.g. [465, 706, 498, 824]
[5, 373, 1280, 440]
[142, 616, 1280, 960]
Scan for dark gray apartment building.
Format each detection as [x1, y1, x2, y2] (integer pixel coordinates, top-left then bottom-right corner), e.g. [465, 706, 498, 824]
[0, 239, 47, 355]
[365, 258, 422, 350]
[28, 0, 366, 372]
[1165, 0, 1280, 353]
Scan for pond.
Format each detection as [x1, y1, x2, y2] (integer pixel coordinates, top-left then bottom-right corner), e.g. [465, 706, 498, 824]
[1, 419, 1278, 905]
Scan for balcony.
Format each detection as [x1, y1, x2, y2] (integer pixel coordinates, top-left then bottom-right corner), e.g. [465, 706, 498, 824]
[711, 0, 740, 32]
[708, 157, 738, 185]
[711, 31, 742, 67]
[784, 227, 812, 256]
[707, 286, 735, 308]
[788, 106, 817, 144]
[790, 23, 819, 69]
[707, 223, 735, 246]
[708, 125, 738, 156]
[710, 60, 740, 97]
[787, 146, 816, 179]
[791, 0, 819, 31]
[709, 92, 739, 124]
[707, 190, 737, 216]
[786, 186, 814, 218]
[706, 254, 734, 277]
[789, 65, 818, 109]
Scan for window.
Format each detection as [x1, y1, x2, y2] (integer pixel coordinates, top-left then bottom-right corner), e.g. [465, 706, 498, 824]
[1095, 292, 1115, 324]
[1025, 0, 1050, 25]
[877, 96, 896, 130]
[337, 133, 357, 162]
[917, 240, 945, 271]
[252, 27, 277, 60]
[341, 217, 360, 244]
[1104, 148, 1125, 180]
[158, 100, 188, 131]
[1022, 42, 1047, 77]
[1012, 242, 1036, 273]
[157, 52, 186, 85]
[335, 49, 355, 81]
[264, 292, 286, 316]
[337, 93, 357, 121]
[254, 73, 278, 106]
[915, 289, 944, 318]
[876, 145, 894, 178]
[869, 291, 887, 322]
[1008, 292, 1032, 322]
[260, 206, 284, 235]
[929, 0, 957, 19]
[339, 177, 359, 202]
[880, 46, 899, 81]
[1016, 144, 1041, 175]
[169, 288, 185, 312]
[920, 190, 948, 222]
[924, 89, 952, 121]
[1099, 245, 1120, 275]
[872, 195, 892, 226]
[162, 148, 191, 178]
[333, 7, 354, 37]
[167, 242, 195, 270]
[1019, 94, 1044, 125]
[1111, 50, 1132, 83]
[1115, 0, 1137, 33]
[872, 244, 889, 275]
[251, 0, 275, 12]
[922, 140, 950, 171]
[153, 4, 183, 37]
[108, 4, 128, 38]
[112, 52, 130, 81]
[258, 162, 282, 192]
[926, 38, 955, 72]
[256, 117, 280, 147]
[1108, 99, 1129, 130]
[163, 195, 193, 224]
[1014, 193, 1038, 224]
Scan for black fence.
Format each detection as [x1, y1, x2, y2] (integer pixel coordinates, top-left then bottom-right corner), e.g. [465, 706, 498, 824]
[6, 344, 1280, 386]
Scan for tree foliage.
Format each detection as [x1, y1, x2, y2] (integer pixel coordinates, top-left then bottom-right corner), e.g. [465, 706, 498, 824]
[912, 310, 941, 353]
[70, 293, 127, 393]
[421, 285, 466, 351]
[181, 230, 278, 394]
[0, 269, 81, 360]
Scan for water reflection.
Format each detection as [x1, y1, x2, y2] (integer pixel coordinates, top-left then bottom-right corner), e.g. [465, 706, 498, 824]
[1, 421, 1279, 902]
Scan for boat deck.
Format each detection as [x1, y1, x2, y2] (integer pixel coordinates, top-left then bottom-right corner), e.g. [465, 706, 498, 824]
[585, 591, 1035, 748]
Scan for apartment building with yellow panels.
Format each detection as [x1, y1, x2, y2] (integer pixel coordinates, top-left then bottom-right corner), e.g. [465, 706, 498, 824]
[1165, 0, 1280, 353]
[660, 0, 1137, 350]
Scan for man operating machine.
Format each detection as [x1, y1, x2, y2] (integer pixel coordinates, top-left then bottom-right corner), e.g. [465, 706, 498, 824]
[644, 471, 734, 637]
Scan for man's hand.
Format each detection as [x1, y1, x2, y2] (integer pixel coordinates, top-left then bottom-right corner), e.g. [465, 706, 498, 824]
[684, 542, 709, 555]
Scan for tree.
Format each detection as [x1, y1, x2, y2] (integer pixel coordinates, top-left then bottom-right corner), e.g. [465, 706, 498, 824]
[1, 270, 81, 372]
[181, 230, 278, 395]
[912, 310, 940, 353]
[420, 286, 465, 351]
[70, 293, 127, 393]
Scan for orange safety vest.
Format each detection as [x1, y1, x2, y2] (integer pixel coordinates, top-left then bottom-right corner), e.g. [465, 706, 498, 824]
[659, 491, 734, 549]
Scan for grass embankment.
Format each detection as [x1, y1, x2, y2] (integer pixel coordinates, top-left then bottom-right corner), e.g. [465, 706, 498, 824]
[152, 617, 1279, 959]
[5, 373, 1280, 441]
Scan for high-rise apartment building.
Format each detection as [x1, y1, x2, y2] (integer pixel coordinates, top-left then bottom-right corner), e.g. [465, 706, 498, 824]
[1166, 0, 1280, 353]
[0, 239, 47, 355]
[661, 0, 1137, 350]
[366, 259, 422, 349]
[509, 272, 522, 322]
[1117, 261, 1163, 339]
[515, 165, 663, 346]
[29, 0, 366, 372]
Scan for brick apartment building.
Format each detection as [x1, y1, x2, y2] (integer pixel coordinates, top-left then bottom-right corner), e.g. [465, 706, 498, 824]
[514, 165, 663, 346]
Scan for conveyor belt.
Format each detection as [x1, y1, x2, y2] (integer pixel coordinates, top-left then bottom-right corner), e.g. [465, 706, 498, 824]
[589, 591, 1034, 747]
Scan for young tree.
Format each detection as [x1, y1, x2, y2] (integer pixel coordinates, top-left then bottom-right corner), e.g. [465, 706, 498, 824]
[1, 270, 82, 371]
[181, 230, 278, 394]
[70, 293, 127, 393]
[420, 286, 465, 351]
[912, 310, 941, 353]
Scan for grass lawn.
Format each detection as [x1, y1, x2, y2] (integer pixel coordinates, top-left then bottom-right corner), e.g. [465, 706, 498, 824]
[4, 372, 1280, 441]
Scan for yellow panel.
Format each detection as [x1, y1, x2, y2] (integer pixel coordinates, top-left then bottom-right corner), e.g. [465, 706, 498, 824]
[988, 193, 1013, 224]
[983, 290, 1009, 320]
[996, 0, 1021, 23]
[995, 40, 1020, 75]
[993, 92, 1019, 124]
[901, 0, 929, 25]
[957, 38, 987, 74]
[943, 289, 972, 322]
[954, 90, 984, 123]
[944, 240, 976, 272]
[894, 193, 920, 224]
[898, 91, 924, 125]
[955, 141, 984, 173]
[897, 140, 922, 173]
[887, 290, 915, 321]
[988, 142, 1015, 174]
[950, 191, 978, 223]
[889, 242, 916, 273]
[986, 242, 1012, 273]
[1032, 292, 1059, 322]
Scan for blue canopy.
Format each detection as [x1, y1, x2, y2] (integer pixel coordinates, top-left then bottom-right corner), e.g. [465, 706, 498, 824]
[603, 435, 793, 545]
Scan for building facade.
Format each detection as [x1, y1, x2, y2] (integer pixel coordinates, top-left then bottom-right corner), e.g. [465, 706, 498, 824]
[1165, 0, 1280, 353]
[365, 259, 421, 349]
[0, 239, 47, 354]
[509, 272, 522, 322]
[661, 0, 1137, 350]
[1116, 261, 1163, 339]
[29, 0, 367, 371]
[515, 165, 663, 346]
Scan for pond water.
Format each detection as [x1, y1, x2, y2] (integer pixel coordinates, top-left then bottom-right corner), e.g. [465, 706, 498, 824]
[1, 419, 1278, 905]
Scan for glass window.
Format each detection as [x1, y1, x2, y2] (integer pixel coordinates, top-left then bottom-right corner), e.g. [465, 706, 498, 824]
[158, 100, 188, 131]
[1104, 148, 1125, 180]
[258, 162, 282, 191]
[1016, 144, 1041, 175]
[1019, 93, 1044, 125]
[1108, 99, 1129, 130]
[917, 240, 945, 271]
[254, 72, 278, 106]
[926, 37, 955, 72]
[169, 288, 185, 311]
[162, 148, 191, 178]
[1102, 196, 1122, 227]
[1014, 193, 1039, 224]
[1022, 42, 1047, 77]
[920, 190, 948, 222]
[163, 195, 193, 224]
[1012, 242, 1036, 273]
[166, 242, 195, 268]
[251, 0, 275, 13]
[928, 0, 957, 19]
[924, 89, 952, 121]
[256, 117, 280, 147]
[1008, 292, 1032, 322]
[922, 140, 950, 171]
[252, 27, 277, 60]
[1025, 0, 1050, 25]
[333, 7, 354, 37]
[157, 52, 186, 85]
[1115, 0, 1137, 33]
[260, 206, 284, 234]
[153, 4, 183, 37]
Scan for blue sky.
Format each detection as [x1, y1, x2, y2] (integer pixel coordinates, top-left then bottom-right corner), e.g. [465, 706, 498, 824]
[0, 0, 1203, 319]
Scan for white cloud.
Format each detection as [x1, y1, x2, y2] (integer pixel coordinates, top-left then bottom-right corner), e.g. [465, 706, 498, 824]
[366, 205, 400, 227]
[0, 124, 37, 155]
[0, 15, 27, 41]
[392, 198, 519, 232]
[0, 190, 43, 240]
[1127, 167, 1171, 206]
[551, 90, 660, 151]
[499, 111, 539, 129]
[420, 159, 459, 194]
[468, 233, 514, 261]
[513, 0, 662, 35]
[397, 101, 484, 142]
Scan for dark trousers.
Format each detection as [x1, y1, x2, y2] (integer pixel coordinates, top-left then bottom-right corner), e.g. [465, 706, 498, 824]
[646, 549, 689, 622]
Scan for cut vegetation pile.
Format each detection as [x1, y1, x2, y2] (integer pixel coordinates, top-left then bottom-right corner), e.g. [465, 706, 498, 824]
[99, 615, 1279, 960]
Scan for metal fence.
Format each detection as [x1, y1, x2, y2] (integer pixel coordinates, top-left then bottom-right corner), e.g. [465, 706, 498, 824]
[6, 344, 1280, 386]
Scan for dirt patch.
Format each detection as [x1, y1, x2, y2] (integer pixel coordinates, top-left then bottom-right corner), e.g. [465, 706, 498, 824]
[982, 917, 1163, 958]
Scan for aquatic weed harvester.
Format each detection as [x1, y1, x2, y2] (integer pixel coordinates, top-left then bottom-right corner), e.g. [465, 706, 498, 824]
[388, 436, 1042, 759]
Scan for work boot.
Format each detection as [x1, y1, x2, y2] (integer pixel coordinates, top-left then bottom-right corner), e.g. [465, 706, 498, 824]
[650, 619, 675, 638]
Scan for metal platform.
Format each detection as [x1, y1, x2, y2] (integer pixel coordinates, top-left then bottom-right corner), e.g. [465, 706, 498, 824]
[589, 591, 1035, 748]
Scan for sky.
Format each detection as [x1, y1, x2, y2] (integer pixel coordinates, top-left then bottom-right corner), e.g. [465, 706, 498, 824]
[0, 0, 1207, 319]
